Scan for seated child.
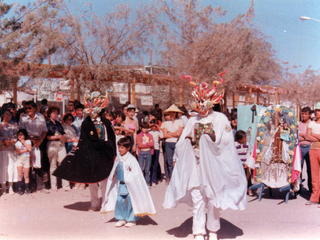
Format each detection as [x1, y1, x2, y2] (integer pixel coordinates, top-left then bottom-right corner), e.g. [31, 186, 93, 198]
[100, 137, 156, 227]
[235, 130, 253, 196]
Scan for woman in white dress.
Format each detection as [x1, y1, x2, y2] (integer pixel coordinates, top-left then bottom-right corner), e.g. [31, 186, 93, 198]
[0, 109, 18, 195]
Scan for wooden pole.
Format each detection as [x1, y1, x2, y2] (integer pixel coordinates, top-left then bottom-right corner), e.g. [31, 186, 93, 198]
[13, 80, 17, 104]
[70, 78, 74, 101]
[76, 79, 81, 101]
[132, 76, 136, 105]
[232, 91, 235, 109]
[249, 87, 252, 104]
[128, 82, 131, 104]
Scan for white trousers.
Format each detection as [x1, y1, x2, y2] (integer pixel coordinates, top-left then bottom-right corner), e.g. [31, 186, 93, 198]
[191, 187, 220, 235]
[6, 150, 17, 183]
[89, 178, 108, 208]
[47, 141, 68, 189]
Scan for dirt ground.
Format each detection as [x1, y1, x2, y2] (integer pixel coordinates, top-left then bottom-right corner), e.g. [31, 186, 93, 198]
[0, 159, 319, 240]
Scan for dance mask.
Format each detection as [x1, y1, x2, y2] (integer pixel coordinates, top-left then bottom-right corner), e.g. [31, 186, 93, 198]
[181, 69, 226, 116]
[83, 91, 109, 118]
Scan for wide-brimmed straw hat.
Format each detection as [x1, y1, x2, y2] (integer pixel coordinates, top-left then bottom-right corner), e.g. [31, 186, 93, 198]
[163, 104, 184, 114]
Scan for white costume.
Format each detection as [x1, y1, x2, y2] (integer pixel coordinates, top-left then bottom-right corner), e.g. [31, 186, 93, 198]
[101, 152, 156, 217]
[163, 111, 247, 235]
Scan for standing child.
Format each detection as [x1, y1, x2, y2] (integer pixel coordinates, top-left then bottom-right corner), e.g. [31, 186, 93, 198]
[15, 129, 32, 195]
[137, 122, 154, 187]
[100, 137, 156, 227]
[235, 130, 253, 196]
[114, 123, 125, 157]
[149, 119, 161, 187]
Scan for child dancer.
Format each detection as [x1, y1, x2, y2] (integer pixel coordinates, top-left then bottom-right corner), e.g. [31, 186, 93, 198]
[235, 130, 253, 196]
[137, 122, 154, 187]
[15, 129, 32, 195]
[101, 137, 156, 227]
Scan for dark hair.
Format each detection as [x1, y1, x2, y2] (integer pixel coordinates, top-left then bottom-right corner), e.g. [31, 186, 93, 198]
[178, 106, 187, 115]
[1, 108, 13, 121]
[115, 111, 125, 121]
[114, 122, 122, 128]
[7, 102, 16, 110]
[40, 105, 48, 115]
[47, 106, 60, 117]
[155, 104, 159, 108]
[302, 107, 311, 113]
[140, 121, 149, 129]
[25, 101, 37, 109]
[41, 99, 48, 105]
[18, 129, 29, 139]
[117, 136, 131, 148]
[122, 103, 128, 111]
[63, 113, 74, 123]
[213, 104, 221, 112]
[150, 119, 157, 125]
[68, 101, 74, 105]
[75, 103, 84, 111]
[149, 110, 158, 117]
[235, 130, 246, 142]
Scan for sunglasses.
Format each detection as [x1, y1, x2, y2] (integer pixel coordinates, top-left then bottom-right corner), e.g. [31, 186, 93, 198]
[66, 118, 73, 121]
[25, 107, 33, 110]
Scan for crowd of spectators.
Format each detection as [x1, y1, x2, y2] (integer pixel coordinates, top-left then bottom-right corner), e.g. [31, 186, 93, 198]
[0, 100, 318, 207]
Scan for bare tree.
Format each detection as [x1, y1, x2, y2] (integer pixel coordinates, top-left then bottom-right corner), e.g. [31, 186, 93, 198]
[51, 1, 155, 94]
[157, 0, 282, 106]
[0, 0, 65, 90]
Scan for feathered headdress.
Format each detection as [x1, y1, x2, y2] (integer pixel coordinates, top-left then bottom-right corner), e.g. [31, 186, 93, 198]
[83, 90, 110, 117]
[181, 69, 226, 116]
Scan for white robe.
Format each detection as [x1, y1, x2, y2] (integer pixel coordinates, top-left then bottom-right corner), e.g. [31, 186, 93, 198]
[100, 152, 156, 217]
[163, 111, 247, 211]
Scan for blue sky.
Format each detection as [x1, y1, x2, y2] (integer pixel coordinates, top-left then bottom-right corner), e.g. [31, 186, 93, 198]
[5, 0, 320, 72]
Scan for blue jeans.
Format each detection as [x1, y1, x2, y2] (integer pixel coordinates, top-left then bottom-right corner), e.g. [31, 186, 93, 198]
[65, 142, 73, 154]
[165, 142, 176, 180]
[300, 145, 312, 192]
[151, 150, 160, 184]
[138, 150, 152, 185]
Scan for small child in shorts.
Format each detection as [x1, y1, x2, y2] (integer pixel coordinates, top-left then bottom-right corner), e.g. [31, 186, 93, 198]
[15, 129, 32, 195]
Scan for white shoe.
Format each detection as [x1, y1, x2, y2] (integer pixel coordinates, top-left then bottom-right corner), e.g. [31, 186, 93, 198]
[125, 222, 136, 227]
[209, 232, 218, 240]
[194, 235, 205, 240]
[115, 220, 127, 227]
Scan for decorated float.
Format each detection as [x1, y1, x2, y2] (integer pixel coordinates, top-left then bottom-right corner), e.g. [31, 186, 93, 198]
[249, 105, 301, 203]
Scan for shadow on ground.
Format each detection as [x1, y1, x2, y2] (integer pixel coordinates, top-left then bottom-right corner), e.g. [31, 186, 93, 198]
[218, 218, 244, 239]
[166, 217, 243, 239]
[166, 217, 192, 238]
[64, 201, 91, 211]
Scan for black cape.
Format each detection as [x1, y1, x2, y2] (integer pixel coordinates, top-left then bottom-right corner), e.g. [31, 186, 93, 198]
[53, 116, 116, 183]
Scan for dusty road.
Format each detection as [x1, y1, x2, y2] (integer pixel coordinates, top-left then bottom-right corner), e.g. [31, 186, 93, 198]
[0, 177, 319, 240]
